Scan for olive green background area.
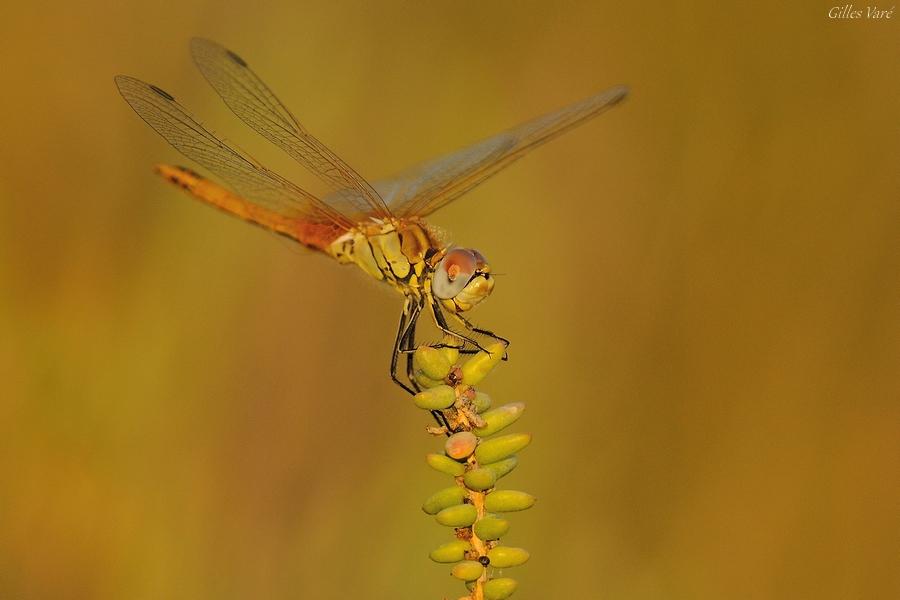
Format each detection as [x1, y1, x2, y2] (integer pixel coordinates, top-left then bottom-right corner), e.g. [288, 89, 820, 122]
[1, 2, 897, 599]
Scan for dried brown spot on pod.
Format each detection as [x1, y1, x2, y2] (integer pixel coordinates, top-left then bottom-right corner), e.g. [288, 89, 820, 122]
[448, 365, 464, 385]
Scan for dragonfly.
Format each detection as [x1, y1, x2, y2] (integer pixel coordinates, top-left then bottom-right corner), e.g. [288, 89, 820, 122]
[115, 38, 627, 400]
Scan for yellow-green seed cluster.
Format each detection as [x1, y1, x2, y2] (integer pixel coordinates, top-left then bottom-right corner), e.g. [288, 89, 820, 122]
[412, 339, 532, 600]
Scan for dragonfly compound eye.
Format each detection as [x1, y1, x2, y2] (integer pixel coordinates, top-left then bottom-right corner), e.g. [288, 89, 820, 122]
[433, 248, 479, 299]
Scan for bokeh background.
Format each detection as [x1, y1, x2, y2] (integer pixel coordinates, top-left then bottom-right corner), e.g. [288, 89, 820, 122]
[1, 2, 897, 599]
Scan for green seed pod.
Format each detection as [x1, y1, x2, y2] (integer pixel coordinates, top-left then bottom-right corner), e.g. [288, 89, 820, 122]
[422, 486, 467, 515]
[438, 334, 461, 365]
[413, 346, 452, 381]
[472, 391, 493, 413]
[463, 467, 497, 491]
[483, 577, 518, 600]
[435, 503, 478, 527]
[426, 453, 466, 477]
[474, 433, 531, 464]
[414, 372, 445, 388]
[482, 456, 519, 480]
[428, 539, 472, 563]
[484, 490, 535, 513]
[445, 431, 478, 460]
[487, 546, 530, 568]
[450, 560, 484, 581]
[460, 341, 507, 385]
[473, 402, 525, 437]
[413, 385, 456, 410]
[473, 515, 510, 540]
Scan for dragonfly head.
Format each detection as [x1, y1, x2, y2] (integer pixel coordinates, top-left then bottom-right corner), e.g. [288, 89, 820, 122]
[431, 247, 494, 312]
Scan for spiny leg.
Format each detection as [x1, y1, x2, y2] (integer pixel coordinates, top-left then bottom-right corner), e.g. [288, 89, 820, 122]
[398, 297, 453, 432]
[447, 311, 511, 360]
[451, 312, 510, 346]
[401, 299, 423, 392]
[390, 297, 418, 395]
[429, 294, 488, 354]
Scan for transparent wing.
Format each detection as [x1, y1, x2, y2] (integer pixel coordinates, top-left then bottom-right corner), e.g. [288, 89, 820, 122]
[114, 75, 353, 228]
[189, 37, 391, 221]
[374, 84, 628, 218]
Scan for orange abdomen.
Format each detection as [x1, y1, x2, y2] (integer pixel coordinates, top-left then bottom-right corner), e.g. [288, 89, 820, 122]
[155, 164, 345, 251]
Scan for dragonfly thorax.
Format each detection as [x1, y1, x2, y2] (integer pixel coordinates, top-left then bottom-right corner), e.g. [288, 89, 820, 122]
[327, 219, 494, 312]
[328, 218, 438, 293]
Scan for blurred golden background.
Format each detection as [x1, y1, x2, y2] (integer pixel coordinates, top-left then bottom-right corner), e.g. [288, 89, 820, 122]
[1, 1, 897, 599]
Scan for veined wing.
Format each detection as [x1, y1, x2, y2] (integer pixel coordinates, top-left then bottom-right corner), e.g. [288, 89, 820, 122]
[375, 84, 628, 218]
[114, 75, 353, 229]
[189, 37, 391, 221]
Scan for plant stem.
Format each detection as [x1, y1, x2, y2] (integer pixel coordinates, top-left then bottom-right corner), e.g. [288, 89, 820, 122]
[466, 483, 488, 600]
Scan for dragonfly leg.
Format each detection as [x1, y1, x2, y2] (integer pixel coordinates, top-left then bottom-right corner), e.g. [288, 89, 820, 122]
[390, 297, 418, 395]
[446, 312, 510, 360]
[429, 295, 488, 354]
[395, 297, 453, 432]
[401, 300, 423, 391]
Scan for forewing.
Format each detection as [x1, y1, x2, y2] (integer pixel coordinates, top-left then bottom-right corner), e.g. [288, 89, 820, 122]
[189, 38, 391, 220]
[376, 84, 628, 218]
[114, 75, 352, 227]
